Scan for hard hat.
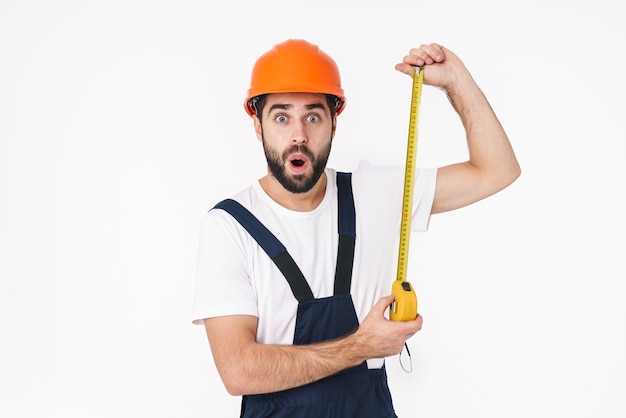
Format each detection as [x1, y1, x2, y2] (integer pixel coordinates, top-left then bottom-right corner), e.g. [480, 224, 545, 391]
[244, 39, 346, 117]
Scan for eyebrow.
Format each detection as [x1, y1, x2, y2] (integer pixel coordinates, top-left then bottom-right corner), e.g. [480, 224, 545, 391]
[267, 103, 327, 114]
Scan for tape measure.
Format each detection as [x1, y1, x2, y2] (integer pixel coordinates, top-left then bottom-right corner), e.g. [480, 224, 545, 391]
[390, 67, 423, 322]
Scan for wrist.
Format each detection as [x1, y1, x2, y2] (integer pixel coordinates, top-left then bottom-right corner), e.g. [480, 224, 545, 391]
[341, 328, 369, 366]
[444, 68, 478, 98]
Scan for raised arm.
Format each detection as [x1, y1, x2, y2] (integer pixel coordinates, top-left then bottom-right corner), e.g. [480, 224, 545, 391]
[204, 295, 422, 396]
[395, 43, 521, 214]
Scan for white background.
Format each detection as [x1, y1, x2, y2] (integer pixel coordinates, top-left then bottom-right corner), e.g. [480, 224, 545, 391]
[1, 1, 624, 417]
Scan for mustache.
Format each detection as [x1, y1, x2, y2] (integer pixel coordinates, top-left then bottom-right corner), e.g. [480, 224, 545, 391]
[283, 145, 315, 161]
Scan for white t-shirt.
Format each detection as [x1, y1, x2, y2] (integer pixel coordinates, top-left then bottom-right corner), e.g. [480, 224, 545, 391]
[192, 162, 437, 368]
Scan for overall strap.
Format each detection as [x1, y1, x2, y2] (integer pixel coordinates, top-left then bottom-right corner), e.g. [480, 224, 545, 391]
[213, 199, 315, 302]
[334, 172, 356, 295]
[212, 171, 356, 302]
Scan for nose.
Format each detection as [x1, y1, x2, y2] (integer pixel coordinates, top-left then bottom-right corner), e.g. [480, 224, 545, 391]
[291, 120, 307, 144]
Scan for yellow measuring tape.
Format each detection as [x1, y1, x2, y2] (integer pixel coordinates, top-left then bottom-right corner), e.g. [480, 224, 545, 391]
[390, 67, 424, 322]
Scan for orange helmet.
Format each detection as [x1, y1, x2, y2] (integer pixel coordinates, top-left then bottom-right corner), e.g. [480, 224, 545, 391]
[244, 39, 346, 117]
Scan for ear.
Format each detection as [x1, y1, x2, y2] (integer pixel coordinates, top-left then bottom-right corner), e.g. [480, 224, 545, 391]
[253, 115, 263, 142]
[331, 115, 337, 139]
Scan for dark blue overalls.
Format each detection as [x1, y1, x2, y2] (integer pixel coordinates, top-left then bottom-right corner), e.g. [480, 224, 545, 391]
[213, 172, 397, 418]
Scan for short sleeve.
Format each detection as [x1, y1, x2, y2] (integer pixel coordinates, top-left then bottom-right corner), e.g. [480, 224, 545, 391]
[191, 210, 259, 325]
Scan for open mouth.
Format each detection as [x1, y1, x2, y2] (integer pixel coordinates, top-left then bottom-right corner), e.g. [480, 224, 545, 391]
[285, 148, 310, 173]
[288, 152, 309, 172]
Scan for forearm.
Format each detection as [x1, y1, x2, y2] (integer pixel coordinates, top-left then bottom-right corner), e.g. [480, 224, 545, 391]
[204, 296, 422, 396]
[206, 297, 421, 396]
[446, 70, 520, 182]
[215, 331, 367, 396]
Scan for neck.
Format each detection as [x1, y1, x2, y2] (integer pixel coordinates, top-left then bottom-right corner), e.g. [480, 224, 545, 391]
[259, 172, 327, 212]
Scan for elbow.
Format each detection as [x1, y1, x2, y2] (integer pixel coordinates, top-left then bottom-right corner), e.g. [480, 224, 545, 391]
[220, 368, 250, 397]
[481, 158, 522, 195]
[219, 360, 263, 396]
[497, 156, 521, 190]
[508, 159, 522, 186]
[485, 160, 521, 198]
[224, 381, 246, 397]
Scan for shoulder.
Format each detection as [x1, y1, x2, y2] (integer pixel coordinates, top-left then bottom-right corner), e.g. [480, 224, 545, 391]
[199, 184, 260, 247]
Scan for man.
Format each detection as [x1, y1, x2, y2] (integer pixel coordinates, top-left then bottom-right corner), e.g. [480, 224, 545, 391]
[192, 39, 520, 417]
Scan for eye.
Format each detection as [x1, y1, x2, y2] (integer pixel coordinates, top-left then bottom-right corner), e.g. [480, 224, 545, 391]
[306, 114, 320, 123]
[275, 115, 288, 123]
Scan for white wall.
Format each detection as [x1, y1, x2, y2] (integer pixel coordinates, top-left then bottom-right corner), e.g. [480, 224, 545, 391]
[1, 1, 624, 417]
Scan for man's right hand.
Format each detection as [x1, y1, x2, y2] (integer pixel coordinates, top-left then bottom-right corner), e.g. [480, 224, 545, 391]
[353, 295, 423, 358]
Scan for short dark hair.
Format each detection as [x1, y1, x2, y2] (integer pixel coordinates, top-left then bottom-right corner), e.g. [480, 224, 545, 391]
[250, 94, 341, 122]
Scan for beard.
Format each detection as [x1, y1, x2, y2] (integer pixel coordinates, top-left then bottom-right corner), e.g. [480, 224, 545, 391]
[262, 135, 332, 194]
